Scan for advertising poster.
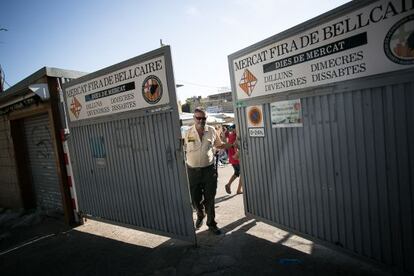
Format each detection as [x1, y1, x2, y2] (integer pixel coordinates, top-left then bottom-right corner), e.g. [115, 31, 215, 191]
[271, 99, 303, 128]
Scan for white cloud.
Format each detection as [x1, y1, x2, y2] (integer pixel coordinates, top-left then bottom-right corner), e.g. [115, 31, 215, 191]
[185, 6, 200, 16]
[220, 16, 239, 26]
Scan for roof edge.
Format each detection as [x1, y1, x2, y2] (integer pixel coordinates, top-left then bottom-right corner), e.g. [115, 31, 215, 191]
[0, 67, 88, 104]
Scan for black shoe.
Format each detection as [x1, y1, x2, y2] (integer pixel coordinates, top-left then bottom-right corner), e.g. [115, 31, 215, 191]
[208, 226, 222, 235]
[195, 216, 204, 229]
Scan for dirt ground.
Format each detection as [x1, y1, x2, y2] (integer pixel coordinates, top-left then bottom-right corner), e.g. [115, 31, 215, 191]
[0, 165, 392, 276]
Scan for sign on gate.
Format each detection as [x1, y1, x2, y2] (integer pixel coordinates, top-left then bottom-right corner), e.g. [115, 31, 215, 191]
[271, 99, 303, 128]
[65, 57, 170, 122]
[247, 105, 265, 137]
[232, 0, 414, 100]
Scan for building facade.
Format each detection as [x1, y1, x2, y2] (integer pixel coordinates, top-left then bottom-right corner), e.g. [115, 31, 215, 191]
[183, 91, 234, 113]
[0, 67, 85, 224]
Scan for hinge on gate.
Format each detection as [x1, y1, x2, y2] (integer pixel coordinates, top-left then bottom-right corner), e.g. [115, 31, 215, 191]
[166, 146, 173, 168]
[77, 211, 86, 225]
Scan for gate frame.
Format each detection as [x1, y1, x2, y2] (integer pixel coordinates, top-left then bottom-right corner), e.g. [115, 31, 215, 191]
[62, 46, 196, 243]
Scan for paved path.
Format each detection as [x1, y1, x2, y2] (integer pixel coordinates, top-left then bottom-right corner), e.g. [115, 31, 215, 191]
[0, 165, 391, 275]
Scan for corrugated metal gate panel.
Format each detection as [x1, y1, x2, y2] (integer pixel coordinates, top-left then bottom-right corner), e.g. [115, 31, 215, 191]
[23, 113, 62, 211]
[63, 48, 195, 243]
[70, 111, 193, 240]
[240, 79, 414, 272]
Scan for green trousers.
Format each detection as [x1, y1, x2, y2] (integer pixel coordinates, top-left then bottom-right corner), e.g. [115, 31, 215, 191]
[187, 164, 218, 227]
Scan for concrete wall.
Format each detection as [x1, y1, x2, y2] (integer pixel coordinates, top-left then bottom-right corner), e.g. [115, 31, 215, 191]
[0, 115, 22, 208]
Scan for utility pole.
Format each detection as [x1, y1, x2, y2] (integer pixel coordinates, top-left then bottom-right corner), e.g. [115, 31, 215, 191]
[0, 65, 3, 93]
[0, 27, 7, 93]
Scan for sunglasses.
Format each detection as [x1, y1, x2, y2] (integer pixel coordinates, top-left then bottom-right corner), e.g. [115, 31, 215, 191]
[195, 116, 207, 121]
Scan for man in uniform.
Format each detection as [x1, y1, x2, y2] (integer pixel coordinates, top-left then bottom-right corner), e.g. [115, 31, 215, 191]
[184, 107, 228, 235]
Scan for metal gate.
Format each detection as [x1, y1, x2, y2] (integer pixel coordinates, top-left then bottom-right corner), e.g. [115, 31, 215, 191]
[63, 47, 195, 242]
[228, 0, 414, 273]
[23, 113, 62, 211]
[235, 71, 414, 274]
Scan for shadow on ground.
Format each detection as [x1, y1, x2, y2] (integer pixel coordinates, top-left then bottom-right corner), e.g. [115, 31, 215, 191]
[215, 194, 238, 204]
[0, 208, 70, 252]
[0, 214, 388, 276]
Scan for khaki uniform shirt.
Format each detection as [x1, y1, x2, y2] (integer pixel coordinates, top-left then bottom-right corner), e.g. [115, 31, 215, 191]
[185, 124, 222, 168]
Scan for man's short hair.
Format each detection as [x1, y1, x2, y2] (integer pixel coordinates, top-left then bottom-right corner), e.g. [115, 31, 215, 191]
[194, 106, 205, 113]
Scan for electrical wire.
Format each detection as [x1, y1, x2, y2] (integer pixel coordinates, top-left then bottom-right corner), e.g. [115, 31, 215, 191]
[177, 80, 229, 91]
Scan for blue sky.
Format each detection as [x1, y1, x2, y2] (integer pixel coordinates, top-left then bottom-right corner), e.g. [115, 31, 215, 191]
[0, 0, 349, 101]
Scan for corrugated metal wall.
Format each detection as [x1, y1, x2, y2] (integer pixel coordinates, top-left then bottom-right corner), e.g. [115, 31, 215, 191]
[23, 113, 62, 211]
[238, 78, 414, 273]
[69, 111, 195, 241]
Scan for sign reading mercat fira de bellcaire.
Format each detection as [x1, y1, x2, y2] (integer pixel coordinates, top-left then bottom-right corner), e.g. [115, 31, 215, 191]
[232, 0, 414, 100]
[65, 56, 170, 122]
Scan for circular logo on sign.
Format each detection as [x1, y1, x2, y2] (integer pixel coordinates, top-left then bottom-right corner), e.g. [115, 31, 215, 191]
[248, 106, 262, 126]
[384, 14, 414, 65]
[142, 75, 163, 104]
